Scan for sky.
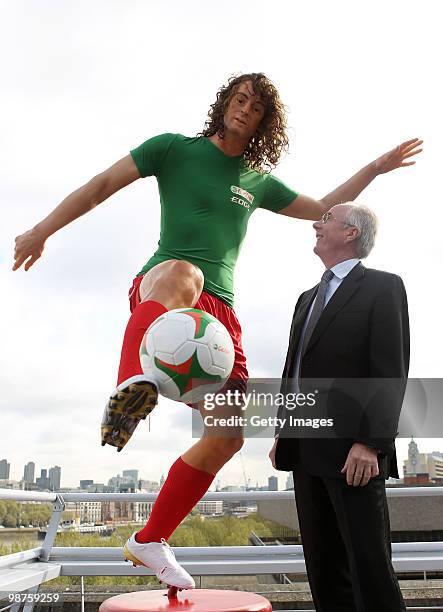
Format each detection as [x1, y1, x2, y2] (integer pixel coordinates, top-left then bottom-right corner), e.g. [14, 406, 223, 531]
[1, 1, 442, 490]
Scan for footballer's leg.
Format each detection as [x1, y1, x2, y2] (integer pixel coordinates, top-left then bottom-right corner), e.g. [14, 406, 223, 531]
[124, 292, 248, 588]
[101, 259, 204, 451]
[122, 295, 248, 590]
[123, 393, 244, 590]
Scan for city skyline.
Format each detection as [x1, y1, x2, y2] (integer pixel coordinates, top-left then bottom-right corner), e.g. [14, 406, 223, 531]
[2, 438, 443, 490]
[0, 456, 289, 491]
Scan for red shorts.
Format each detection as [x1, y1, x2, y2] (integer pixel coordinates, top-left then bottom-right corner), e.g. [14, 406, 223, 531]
[128, 276, 249, 394]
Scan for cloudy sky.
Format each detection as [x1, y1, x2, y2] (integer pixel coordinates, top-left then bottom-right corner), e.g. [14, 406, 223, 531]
[1, 1, 442, 490]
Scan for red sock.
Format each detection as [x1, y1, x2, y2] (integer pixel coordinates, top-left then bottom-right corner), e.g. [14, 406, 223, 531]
[135, 457, 215, 543]
[117, 300, 167, 386]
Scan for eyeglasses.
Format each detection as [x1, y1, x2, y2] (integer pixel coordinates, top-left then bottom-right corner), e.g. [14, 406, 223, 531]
[320, 211, 354, 226]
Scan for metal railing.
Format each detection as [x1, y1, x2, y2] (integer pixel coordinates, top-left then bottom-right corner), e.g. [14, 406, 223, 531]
[1, 487, 443, 611]
[2, 485, 443, 502]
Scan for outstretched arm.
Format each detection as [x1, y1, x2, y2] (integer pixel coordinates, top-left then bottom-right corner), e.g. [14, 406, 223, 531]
[13, 154, 141, 271]
[279, 138, 423, 221]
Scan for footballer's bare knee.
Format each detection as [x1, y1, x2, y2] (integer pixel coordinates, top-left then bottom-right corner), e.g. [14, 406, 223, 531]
[213, 436, 244, 460]
[181, 436, 244, 473]
[201, 436, 245, 469]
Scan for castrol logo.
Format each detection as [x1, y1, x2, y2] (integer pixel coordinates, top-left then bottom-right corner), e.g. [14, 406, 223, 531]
[230, 185, 254, 204]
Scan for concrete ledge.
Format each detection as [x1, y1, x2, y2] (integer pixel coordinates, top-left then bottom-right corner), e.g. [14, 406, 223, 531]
[257, 493, 443, 532]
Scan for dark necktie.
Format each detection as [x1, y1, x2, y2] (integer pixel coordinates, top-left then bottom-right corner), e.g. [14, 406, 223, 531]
[301, 269, 334, 356]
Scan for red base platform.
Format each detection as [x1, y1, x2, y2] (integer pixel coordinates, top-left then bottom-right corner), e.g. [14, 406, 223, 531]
[99, 589, 272, 611]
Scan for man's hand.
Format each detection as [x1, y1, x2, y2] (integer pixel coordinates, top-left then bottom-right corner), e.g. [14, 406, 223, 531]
[341, 442, 379, 487]
[269, 438, 278, 469]
[13, 227, 47, 271]
[373, 138, 423, 175]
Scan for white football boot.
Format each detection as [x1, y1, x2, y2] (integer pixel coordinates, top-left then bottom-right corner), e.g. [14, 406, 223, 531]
[123, 532, 195, 589]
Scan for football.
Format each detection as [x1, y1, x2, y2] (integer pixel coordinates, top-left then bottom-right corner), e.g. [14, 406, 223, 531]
[139, 308, 235, 403]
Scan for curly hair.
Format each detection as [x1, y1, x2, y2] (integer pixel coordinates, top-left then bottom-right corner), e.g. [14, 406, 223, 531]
[198, 73, 289, 173]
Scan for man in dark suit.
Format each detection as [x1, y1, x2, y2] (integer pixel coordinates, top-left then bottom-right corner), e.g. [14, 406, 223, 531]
[269, 203, 409, 612]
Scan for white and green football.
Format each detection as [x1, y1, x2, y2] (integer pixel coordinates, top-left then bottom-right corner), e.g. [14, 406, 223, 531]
[139, 308, 235, 404]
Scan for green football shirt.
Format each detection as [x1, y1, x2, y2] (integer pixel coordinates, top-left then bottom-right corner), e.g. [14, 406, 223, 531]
[130, 133, 298, 307]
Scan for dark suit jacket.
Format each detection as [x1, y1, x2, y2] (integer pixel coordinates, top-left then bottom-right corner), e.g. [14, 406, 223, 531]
[274, 262, 410, 479]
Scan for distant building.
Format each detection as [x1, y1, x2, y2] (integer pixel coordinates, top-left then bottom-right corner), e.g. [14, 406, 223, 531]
[0, 479, 24, 490]
[36, 469, 51, 490]
[49, 466, 61, 490]
[286, 473, 294, 490]
[268, 476, 278, 491]
[119, 482, 136, 494]
[220, 485, 257, 514]
[79, 501, 102, 524]
[80, 480, 94, 489]
[196, 500, 223, 515]
[24, 482, 42, 492]
[86, 483, 111, 493]
[122, 470, 138, 484]
[63, 500, 80, 525]
[100, 489, 154, 524]
[0, 459, 10, 480]
[403, 438, 443, 484]
[133, 499, 155, 522]
[108, 473, 138, 490]
[23, 462, 35, 484]
[139, 479, 160, 492]
[101, 500, 116, 523]
[108, 475, 124, 489]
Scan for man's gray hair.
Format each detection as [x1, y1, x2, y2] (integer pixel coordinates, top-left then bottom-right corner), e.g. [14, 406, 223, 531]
[344, 204, 378, 259]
